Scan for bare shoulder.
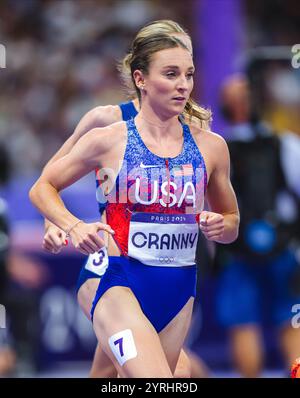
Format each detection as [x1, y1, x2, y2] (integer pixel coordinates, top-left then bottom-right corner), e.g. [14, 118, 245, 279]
[189, 122, 229, 154]
[71, 104, 123, 144]
[188, 123, 230, 177]
[86, 104, 122, 127]
[84, 120, 127, 153]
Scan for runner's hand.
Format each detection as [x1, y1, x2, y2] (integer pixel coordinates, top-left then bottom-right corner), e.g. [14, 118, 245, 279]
[69, 221, 114, 255]
[43, 223, 67, 254]
[199, 211, 224, 241]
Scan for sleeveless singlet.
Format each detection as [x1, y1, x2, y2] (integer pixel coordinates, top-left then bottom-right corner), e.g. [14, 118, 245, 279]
[98, 117, 207, 265]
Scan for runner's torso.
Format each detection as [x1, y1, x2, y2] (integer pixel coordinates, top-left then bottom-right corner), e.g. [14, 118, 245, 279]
[96, 116, 207, 265]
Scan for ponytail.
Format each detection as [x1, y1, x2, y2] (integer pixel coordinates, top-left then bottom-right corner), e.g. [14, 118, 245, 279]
[183, 98, 212, 129]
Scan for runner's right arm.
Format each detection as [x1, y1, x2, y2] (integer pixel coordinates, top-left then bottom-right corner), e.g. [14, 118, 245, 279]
[42, 105, 120, 253]
[30, 126, 116, 256]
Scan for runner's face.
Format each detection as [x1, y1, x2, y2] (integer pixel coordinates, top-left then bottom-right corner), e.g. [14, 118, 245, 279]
[144, 47, 194, 117]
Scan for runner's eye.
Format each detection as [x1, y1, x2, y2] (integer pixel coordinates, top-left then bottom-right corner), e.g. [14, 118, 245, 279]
[165, 71, 176, 78]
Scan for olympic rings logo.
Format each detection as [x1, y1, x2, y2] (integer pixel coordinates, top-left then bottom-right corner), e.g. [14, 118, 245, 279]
[158, 256, 174, 264]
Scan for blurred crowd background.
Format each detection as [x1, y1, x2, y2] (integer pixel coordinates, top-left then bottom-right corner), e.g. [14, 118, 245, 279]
[0, 0, 299, 378]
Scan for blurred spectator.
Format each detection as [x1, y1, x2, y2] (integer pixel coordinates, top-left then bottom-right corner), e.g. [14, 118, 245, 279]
[0, 143, 49, 376]
[215, 74, 300, 377]
[0, 0, 186, 178]
[0, 142, 15, 376]
[0, 197, 16, 376]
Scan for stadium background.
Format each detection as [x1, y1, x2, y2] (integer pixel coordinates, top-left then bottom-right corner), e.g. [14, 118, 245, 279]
[0, 0, 299, 377]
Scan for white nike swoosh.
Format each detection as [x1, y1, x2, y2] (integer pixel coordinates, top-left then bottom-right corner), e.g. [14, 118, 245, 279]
[140, 162, 158, 168]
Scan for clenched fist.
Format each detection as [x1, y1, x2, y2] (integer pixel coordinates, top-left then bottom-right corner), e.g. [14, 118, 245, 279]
[68, 221, 114, 255]
[199, 211, 225, 242]
[43, 224, 67, 254]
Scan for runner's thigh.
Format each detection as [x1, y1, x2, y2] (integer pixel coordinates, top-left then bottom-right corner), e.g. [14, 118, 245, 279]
[77, 278, 100, 320]
[93, 286, 173, 378]
[159, 297, 194, 373]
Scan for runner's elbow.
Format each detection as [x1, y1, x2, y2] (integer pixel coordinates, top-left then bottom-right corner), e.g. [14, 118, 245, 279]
[29, 180, 40, 206]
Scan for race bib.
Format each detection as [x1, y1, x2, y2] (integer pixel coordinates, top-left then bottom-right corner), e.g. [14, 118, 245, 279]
[84, 247, 109, 277]
[128, 213, 198, 267]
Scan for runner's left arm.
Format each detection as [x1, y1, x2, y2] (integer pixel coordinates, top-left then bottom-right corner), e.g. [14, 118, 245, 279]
[201, 135, 239, 244]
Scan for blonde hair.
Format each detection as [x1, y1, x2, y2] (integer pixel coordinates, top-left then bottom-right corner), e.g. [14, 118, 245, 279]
[120, 22, 212, 128]
[183, 99, 212, 129]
